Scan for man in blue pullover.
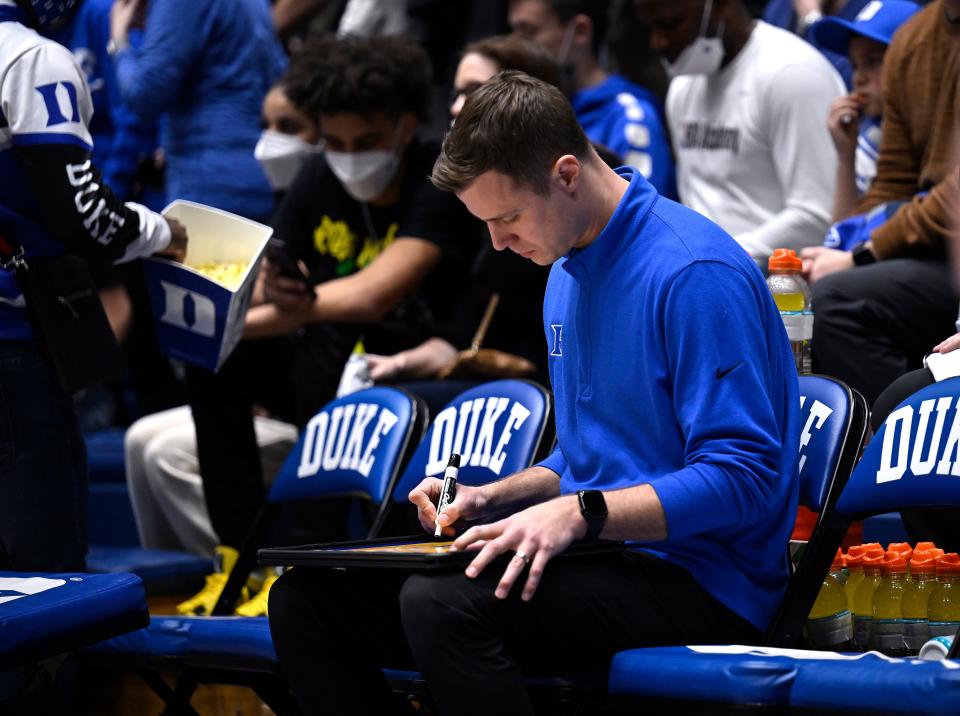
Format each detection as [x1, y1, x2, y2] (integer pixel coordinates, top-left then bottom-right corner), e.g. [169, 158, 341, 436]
[268, 71, 799, 716]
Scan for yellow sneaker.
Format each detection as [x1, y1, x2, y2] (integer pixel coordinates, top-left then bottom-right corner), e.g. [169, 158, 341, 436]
[234, 572, 279, 617]
[177, 545, 242, 616]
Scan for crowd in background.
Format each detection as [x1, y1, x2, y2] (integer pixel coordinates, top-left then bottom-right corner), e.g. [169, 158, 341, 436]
[5, 0, 959, 611]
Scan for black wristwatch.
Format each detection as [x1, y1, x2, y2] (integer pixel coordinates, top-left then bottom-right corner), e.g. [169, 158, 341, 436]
[851, 241, 877, 266]
[577, 490, 608, 540]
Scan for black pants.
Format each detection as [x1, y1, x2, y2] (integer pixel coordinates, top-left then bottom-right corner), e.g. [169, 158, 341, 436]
[268, 552, 762, 716]
[811, 258, 958, 406]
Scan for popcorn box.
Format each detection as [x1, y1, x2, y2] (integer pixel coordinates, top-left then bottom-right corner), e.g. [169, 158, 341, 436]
[144, 200, 272, 372]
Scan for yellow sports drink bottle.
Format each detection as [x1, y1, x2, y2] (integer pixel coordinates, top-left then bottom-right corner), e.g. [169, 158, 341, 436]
[902, 551, 939, 655]
[853, 551, 885, 651]
[806, 549, 853, 650]
[870, 551, 909, 656]
[928, 553, 960, 639]
[845, 543, 882, 609]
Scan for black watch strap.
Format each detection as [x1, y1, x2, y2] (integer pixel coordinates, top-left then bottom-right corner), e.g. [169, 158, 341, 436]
[852, 241, 877, 266]
[577, 490, 608, 541]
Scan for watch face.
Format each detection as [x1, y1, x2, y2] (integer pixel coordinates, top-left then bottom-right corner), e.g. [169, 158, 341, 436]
[580, 490, 607, 517]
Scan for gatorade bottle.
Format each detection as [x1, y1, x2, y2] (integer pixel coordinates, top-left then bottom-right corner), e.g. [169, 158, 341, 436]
[870, 551, 909, 656]
[853, 551, 885, 650]
[845, 544, 882, 609]
[767, 249, 813, 374]
[928, 553, 960, 639]
[902, 551, 939, 655]
[336, 339, 374, 397]
[806, 549, 854, 650]
[887, 542, 913, 573]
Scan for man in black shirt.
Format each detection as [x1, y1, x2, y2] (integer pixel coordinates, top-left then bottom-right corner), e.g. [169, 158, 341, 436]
[179, 35, 479, 616]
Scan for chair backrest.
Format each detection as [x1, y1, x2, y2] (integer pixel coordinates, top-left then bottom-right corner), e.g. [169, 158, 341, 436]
[268, 387, 425, 513]
[766, 375, 869, 647]
[834, 376, 960, 520]
[387, 380, 553, 506]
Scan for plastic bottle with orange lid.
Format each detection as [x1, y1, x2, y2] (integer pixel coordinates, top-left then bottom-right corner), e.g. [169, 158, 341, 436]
[927, 553, 960, 639]
[887, 542, 913, 574]
[766, 249, 812, 374]
[902, 551, 940, 654]
[853, 551, 885, 650]
[870, 551, 910, 655]
[806, 548, 854, 650]
[845, 543, 882, 608]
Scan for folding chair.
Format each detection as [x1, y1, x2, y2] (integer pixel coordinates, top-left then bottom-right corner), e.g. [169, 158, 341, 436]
[777, 376, 960, 715]
[605, 374, 869, 712]
[86, 386, 427, 715]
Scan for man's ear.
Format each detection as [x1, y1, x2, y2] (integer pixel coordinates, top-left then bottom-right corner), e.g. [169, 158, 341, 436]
[554, 155, 581, 194]
[397, 112, 418, 146]
[570, 13, 593, 49]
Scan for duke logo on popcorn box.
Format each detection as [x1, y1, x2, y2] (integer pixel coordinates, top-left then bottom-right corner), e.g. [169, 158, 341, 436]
[144, 201, 272, 372]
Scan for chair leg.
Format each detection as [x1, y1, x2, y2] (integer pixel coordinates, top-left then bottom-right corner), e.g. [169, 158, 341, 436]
[252, 678, 301, 716]
[136, 667, 201, 716]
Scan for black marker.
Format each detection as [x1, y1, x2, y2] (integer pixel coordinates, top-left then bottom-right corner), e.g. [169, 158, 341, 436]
[434, 453, 461, 538]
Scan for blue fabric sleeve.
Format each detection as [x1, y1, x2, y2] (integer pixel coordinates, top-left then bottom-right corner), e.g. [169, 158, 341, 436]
[606, 99, 677, 200]
[536, 444, 567, 478]
[114, 0, 206, 120]
[650, 261, 784, 541]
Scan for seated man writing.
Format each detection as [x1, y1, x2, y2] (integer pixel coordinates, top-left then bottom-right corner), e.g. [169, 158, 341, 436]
[268, 71, 800, 716]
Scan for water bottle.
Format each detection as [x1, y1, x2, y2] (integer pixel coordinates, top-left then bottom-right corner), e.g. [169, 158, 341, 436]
[844, 543, 882, 611]
[336, 339, 374, 397]
[767, 249, 813, 374]
[927, 553, 960, 639]
[853, 551, 884, 650]
[806, 548, 854, 650]
[902, 551, 939, 655]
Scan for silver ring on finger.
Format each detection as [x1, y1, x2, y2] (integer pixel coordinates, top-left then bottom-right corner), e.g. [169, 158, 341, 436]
[514, 549, 531, 565]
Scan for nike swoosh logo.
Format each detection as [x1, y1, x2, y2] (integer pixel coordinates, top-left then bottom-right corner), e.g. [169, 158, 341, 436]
[716, 361, 744, 380]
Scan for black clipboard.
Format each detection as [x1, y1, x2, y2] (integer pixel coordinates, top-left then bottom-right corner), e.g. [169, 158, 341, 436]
[258, 534, 625, 571]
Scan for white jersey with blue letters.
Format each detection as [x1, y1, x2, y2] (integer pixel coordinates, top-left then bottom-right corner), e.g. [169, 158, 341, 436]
[0, 0, 169, 339]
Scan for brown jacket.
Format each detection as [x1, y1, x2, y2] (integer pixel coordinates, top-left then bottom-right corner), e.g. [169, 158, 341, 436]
[856, 0, 960, 259]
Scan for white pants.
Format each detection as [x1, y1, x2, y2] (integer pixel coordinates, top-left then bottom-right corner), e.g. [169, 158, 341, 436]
[125, 407, 298, 558]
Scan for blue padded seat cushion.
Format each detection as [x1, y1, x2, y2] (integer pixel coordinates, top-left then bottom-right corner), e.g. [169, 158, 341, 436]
[0, 571, 148, 668]
[86, 546, 213, 595]
[84, 428, 127, 483]
[89, 616, 276, 663]
[608, 646, 797, 706]
[789, 650, 960, 715]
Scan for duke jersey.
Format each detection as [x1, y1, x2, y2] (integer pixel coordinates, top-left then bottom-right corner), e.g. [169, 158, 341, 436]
[0, 0, 169, 339]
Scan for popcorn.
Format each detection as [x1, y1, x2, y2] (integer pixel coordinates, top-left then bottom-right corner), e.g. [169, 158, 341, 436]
[192, 261, 247, 290]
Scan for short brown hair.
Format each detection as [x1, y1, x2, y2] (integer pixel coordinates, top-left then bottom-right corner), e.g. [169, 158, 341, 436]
[431, 71, 591, 195]
[463, 35, 563, 90]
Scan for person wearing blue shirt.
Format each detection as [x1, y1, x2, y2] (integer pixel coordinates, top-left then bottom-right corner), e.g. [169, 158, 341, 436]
[49, 0, 158, 204]
[509, 0, 677, 198]
[109, 0, 285, 222]
[268, 71, 799, 716]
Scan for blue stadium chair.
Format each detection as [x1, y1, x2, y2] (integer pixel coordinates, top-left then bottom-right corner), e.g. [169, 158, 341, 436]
[777, 376, 960, 715]
[87, 386, 427, 715]
[605, 375, 869, 712]
[0, 571, 149, 707]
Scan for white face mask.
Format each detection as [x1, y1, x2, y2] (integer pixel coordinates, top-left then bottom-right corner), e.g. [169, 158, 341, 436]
[255, 130, 314, 191]
[661, 0, 726, 78]
[324, 125, 405, 202]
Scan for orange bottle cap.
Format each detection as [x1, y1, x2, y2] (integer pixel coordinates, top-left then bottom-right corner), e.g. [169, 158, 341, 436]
[910, 553, 938, 575]
[768, 248, 802, 272]
[863, 553, 885, 572]
[915, 542, 938, 553]
[888, 542, 913, 558]
[937, 553, 960, 576]
[882, 551, 908, 574]
[831, 548, 844, 572]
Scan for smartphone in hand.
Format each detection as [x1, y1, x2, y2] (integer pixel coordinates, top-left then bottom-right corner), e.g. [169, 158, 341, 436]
[265, 238, 315, 296]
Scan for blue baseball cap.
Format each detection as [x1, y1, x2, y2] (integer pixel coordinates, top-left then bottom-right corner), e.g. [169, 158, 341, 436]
[810, 0, 921, 55]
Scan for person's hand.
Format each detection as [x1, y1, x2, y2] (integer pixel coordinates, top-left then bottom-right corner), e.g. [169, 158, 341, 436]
[934, 333, 960, 354]
[154, 217, 187, 263]
[827, 94, 862, 157]
[366, 353, 406, 382]
[110, 0, 146, 46]
[800, 246, 854, 284]
[261, 258, 314, 312]
[451, 496, 585, 602]
[408, 478, 487, 537]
